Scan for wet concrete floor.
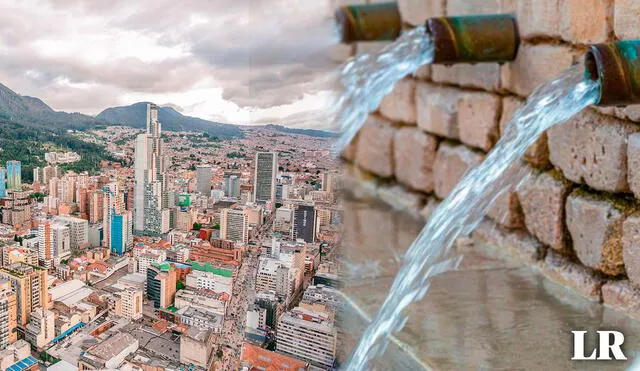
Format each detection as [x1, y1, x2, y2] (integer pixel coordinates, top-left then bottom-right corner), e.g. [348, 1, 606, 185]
[340, 197, 640, 370]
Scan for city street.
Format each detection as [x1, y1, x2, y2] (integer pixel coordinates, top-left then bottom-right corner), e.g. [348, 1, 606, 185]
[212, 247, 259, 370]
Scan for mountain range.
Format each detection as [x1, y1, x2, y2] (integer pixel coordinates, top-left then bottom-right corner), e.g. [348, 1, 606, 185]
[0, 82, 334, 138]
[96, 102, 242, 138]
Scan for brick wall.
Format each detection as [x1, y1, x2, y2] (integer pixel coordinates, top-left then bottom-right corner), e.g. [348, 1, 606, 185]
[340, 0, 640, 318]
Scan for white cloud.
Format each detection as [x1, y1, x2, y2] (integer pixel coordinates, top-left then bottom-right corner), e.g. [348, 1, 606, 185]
[0, 0, 342, 127]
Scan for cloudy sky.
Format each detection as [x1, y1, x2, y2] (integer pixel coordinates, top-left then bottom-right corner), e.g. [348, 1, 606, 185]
[0, 0, 343, 126]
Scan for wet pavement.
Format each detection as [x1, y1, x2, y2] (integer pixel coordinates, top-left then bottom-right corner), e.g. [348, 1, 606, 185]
[341, 197, 640, 370]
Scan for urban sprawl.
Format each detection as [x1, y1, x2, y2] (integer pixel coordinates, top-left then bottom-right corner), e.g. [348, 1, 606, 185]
[0, 104, 343, 371]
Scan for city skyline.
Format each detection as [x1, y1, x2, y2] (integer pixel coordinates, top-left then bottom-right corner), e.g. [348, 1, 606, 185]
[0, 106, 342, 369]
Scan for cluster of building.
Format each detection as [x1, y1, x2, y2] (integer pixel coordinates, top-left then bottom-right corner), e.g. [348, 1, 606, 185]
[0, 103, 343, 370]
[44, 152, 81, 165]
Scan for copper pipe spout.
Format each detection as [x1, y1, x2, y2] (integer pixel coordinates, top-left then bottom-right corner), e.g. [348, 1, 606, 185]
[586, 41, 640, 106]
[425, 14, 520, 64]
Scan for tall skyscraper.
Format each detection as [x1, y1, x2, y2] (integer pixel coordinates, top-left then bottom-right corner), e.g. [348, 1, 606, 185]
[110, 211, 132, 255]
[0, 167, 5, 198]
[293, 205, 316, 243]
[6, 161, 21, 190]
[223, 172, 241, 198]
[134, 104, 168, 235]
[220, 208, 248, 243]
[196, 165, 213, 196]
[102, 183, 124, 248]
[253, 152, 277, 205]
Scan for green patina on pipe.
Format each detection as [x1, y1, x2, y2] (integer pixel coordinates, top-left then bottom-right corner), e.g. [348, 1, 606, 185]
[586, 40, 640, 106]
[335, 2, 401, 42]
[425, 14, 520, 64]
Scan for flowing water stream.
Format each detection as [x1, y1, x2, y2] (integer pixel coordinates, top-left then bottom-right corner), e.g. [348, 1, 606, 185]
[333, 25, 434, 151]
[342, 65, 600, 369]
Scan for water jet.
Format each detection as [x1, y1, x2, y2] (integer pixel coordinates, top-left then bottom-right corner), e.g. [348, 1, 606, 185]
[335, 4, 519, 65]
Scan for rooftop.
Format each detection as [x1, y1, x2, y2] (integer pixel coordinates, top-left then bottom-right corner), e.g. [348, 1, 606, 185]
[240, 343, 308, 371]
[86, 332, 137, 361]
[184, 325, 212, 342]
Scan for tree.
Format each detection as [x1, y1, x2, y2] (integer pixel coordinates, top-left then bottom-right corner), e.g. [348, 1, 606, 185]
[192, 222, 202, 231]
[176, 281, 185, 290]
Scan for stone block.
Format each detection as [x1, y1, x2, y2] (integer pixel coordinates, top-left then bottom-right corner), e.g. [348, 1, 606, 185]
[566, 190, 628, 276]
[517, 170, 573, 253]
[393, 126, 438, 193]
[601, 280, 640, 320]
[341, 132, 359, 162]
[446, 0, 501, 15]
[516, 0, 561, 39]
[627, 133, 640, 199]
[398, 0, 445, 27]
[379, 79, 417, 124]
[433, 143, 484, 199]
[431, 64, 501, 91]
[457, 92, 501, 152]
[548, 110, 638, 193]
[614, 0, 640, 40]
[560, 0, 613, 44]
[501, 43, 576, 97]
[354, 115, 396, 178]
[541, 250, 604, 301]
[623, 215, 640, 287]
[377, 184, 425, 219]
[487, 188, 524, 229]
[473, 218, 546, 263]
[416, 83, 461, 140]
[500, 96, 550, 168]
[342, 163, 381, 201]
[414, 65, 430, 80]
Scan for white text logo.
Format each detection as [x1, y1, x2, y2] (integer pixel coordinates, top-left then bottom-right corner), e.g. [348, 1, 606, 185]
[571, 330, 627, 360]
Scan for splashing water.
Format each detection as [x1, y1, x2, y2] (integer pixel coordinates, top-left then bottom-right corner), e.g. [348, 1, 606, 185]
[344, 65, 600, 369]
[332, 26, 434, 151]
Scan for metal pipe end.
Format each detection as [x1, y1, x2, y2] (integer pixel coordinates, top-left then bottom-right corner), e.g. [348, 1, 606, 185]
[425, 14, 520, 64]
[334, 2, 401, 43]
[585, 41, 640, 106]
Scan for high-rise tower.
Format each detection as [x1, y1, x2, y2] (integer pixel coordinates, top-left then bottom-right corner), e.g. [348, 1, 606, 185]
[6, 161, 21, 190]
[253, 152, 277, 205]
[0, 167, 5, 198]
[134, 104, 169, 235]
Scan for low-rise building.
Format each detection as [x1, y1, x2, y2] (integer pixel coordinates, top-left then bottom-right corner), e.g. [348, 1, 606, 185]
[179, 326, 213, 369]
[25, 308, 55, 348]
[78, 332, 138, 370]
[239, 343, 308, 371]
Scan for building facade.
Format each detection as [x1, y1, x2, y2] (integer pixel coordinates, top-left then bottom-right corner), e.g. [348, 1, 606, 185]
[220, 208, 248, 243]
[146, 264, 176, 309]
[0, 264, 49, 326]
[6, 161, 20, 191]
[253, 152, 277, 205]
